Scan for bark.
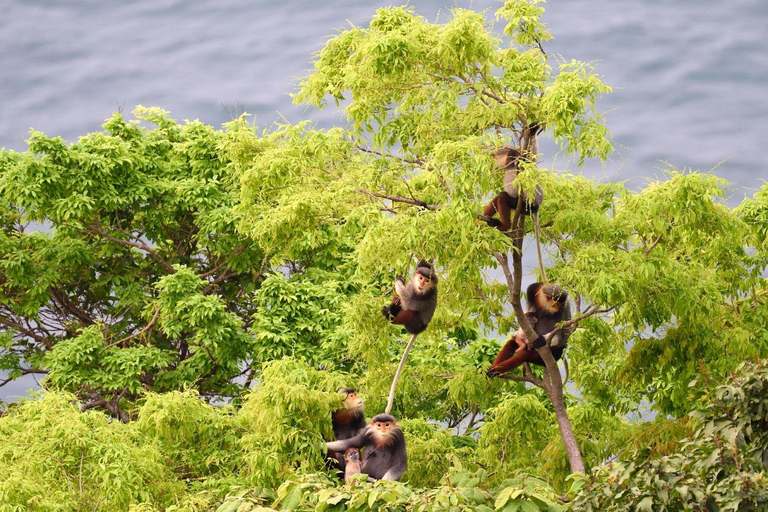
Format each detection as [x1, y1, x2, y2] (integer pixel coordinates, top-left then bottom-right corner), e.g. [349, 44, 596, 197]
[499, 207, 585, 473]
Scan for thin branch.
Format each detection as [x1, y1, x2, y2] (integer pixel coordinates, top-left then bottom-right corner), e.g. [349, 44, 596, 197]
[86, 223, 176, 274]
[385, 332, 419, 415]
[357, 189, 438, 211]
[104, 308, 161, 349]
[202, 270, 239, 294]
[0, 368, 47, 388]
[0, 314, 50, 344]
[496, 372, 544, 388]
[643, 232, 664, 257]
[354, 145, 424, 166]
[543, 305, 614, 344]
[199, 246, 246, 278]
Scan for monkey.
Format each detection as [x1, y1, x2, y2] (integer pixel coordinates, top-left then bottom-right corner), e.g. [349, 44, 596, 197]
[332, 388, 366, 440]
[327, 388, 366, 471]
[381, 260, 438, 335]
[328, 388, 366, 473]
[487, 282, 572, 376]
[343, 448, 363, 483]
[482, 146, 544, 232]
[326, 413, 407, 481]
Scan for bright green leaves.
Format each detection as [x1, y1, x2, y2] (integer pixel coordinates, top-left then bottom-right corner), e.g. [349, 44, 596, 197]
[239, 358, 345, 488]
[154, 266, 252, 393]
[295, 3, 611, 160]
[479, 394, 557, 477]
[541, 60, 613, 164]
[0, 392, 180, 510]
[433, 9, 498, 76]
[45, 325, 173, 397]
[250, 271, 350, 368]
[0, 108, 268, 412]
[496, 0, 553, 47]
[549, 170, 758, 416]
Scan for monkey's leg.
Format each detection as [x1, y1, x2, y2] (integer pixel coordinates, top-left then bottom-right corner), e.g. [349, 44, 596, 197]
[488, 342, 543, 375]
[382, 297, 403, 320]
[494, 193, 514, 231]
[390, 309, 425, 334]
[482, 195, 503, 228]
[491, 337, 519, 368]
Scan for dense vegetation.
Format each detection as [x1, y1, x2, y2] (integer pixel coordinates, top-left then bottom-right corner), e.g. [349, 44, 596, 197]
[1, 1, 767, 510]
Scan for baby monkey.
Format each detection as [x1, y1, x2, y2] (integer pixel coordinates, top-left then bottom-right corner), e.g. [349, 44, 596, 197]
[343, 448, 363, 483]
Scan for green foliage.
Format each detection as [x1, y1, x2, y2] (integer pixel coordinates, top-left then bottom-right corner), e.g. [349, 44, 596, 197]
[478, 394, 556, 480]
[134, 390, 244, 481]
[0, 392, 181, 510]
[238, 358, 346, 488]
[572, 360, 768, 511]
[0, 107, 267, 414]
[250, 270, 351, 368]
[3, 2, 768, 510]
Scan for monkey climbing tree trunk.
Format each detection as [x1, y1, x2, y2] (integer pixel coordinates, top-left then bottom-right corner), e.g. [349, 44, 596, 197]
[494, 211, 585, 474]
[385, 333, 418, 415]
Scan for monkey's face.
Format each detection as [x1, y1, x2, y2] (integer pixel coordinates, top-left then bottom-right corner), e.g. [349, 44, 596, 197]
[493, 152, 510, 168]
[412, 272, 433, 292]
[372, 419, 396, 441]
[344, 448, 360, 462]
[537, 290, 561, 314]
[344, 391, 364, 411]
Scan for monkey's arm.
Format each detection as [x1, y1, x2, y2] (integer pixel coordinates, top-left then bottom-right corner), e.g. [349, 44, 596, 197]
[327, 429, 368, 452]
[381, 467, 406, 480]
[394, 279, 409, 299]
[381, 451, 407, 480]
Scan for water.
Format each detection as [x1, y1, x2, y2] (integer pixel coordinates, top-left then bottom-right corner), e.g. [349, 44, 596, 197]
[1, 0, 766, 400]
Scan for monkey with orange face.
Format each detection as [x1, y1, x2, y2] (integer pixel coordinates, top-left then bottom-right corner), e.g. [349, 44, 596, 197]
[326, 413, 407, 481]
[328, 388, 366, 473]
[487, 282, 572, 376]
[381, 261, 438, 335]
[332, 388, 366, 441]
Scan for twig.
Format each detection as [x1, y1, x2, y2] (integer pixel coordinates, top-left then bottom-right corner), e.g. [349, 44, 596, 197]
[104, 308, 161, 349]
[87, 223, 176, 274]
[532, 213, 547, 283]
[358, 189, 439, 211]
[354, 145, 425, 166]
[0, 368, 46, 388]
[199, 246, 246, 278]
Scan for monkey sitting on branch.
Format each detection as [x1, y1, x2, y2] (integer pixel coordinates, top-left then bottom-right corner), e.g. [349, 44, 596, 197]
[487, 282, 572, 376]
[326, 413, 408, 481]
[381, 260, 438, 335]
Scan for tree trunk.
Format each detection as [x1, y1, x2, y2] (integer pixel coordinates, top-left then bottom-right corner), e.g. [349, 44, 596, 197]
[506, 210, 585, 473]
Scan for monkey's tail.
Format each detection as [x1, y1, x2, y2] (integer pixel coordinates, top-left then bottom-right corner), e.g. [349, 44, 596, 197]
[385, 333, 418, 415]
[532, 212, 547, 284]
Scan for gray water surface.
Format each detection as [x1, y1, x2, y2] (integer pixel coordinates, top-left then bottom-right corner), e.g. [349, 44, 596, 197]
[1, 0, 766, 400]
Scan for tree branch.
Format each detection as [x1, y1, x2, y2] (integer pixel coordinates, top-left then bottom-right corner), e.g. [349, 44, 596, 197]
[199, 246, 246, 279]
[86, 223, 176, 274]
[0, 368, 47, 388]
[354, 145, 425, 166]
[104, 308, 161, 349]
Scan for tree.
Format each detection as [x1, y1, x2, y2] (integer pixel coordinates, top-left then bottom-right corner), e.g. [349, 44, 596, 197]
[236, 0, 616, 472]
[0, 107, 269, 418]
[2, 1, 768, 509]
